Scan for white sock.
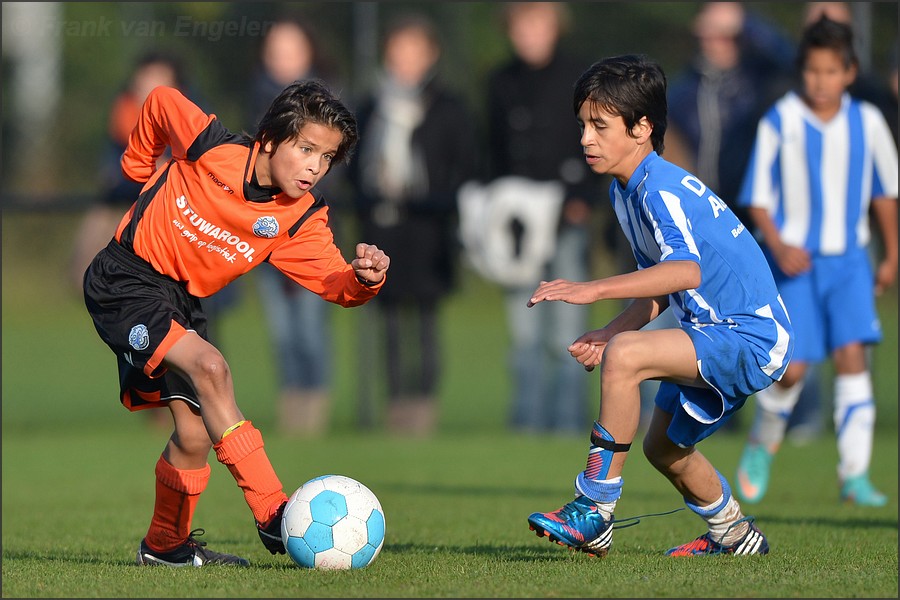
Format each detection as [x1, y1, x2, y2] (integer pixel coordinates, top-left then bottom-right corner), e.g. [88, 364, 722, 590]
[834, 372, 875, 481]
[576, 475, 621, 520]
[595, 498, 617, 521]
[704, 496, 747, 545]
[750, 381, 804, 449]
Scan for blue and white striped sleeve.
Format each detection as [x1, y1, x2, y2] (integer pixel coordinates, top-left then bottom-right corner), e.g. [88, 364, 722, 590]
[863, 103, 899, 199]
[739, 112, 782, 213]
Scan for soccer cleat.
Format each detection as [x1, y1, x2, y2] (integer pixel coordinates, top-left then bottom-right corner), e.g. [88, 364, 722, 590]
[257, 501, 287, 554]
[735, 444, 773, 504]
[136, 529, 249, 567]
[665, 517, 769, 557]
[840, 473, 888, 507]
[527, 495, 614, 557]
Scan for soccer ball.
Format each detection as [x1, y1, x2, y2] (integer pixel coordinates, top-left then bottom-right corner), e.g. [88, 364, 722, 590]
[281, 474, 385, 570]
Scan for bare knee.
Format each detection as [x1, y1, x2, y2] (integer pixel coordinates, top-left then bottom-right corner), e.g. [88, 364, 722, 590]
[601, 332, 645, 386]
[185, 349, 232, 396]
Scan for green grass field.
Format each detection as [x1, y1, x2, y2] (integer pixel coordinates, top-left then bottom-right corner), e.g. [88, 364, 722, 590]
[2, 212, 898, 598]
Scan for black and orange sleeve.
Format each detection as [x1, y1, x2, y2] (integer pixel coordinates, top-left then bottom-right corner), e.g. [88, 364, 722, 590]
[267, 208, 384, 308]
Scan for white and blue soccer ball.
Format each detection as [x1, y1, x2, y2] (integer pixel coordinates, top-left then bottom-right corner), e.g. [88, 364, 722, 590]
[281, 474, 385, 570]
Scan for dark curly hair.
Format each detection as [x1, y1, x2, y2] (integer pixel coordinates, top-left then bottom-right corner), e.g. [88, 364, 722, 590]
[255, 79, 358, 164]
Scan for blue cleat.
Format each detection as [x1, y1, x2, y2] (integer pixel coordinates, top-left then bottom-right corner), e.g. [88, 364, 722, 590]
[527, 495, 613, 557]
[840, 473, 888, 507]
[666, 517, 769, 557]
[735, 443, 773, 504]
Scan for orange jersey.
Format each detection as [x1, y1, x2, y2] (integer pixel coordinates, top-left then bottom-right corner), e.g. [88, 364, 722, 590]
[116, 86, 381, 306]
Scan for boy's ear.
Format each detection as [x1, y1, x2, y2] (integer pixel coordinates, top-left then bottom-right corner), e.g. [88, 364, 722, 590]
[633, 117, 653, 143]
[846, 62, 859, 86]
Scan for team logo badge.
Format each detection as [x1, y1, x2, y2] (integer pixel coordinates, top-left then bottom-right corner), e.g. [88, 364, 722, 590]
[128, 324, 150, 351]
[253, 216, 279, 238]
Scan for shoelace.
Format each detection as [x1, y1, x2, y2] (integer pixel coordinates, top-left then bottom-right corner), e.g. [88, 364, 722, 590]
[552, 499, 596, 521]
[713, 515, 756, 546]
[184, 528, 209, 549]
[554, 499, 685, 531]
[609, 506, 685, 531]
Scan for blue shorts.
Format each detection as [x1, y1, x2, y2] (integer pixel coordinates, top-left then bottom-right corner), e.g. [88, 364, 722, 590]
[656, 382, 745, 448]
[768, 248, 881, 362]
[655, 313, 793, 448]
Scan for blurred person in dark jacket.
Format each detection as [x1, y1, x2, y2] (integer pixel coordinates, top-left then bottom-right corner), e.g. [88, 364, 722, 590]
[483, 2, 599, 434]
[348, 13, 478, 435]
[666, 1, 794, 224]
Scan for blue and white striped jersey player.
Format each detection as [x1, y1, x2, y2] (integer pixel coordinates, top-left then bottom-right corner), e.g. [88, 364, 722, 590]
[734, 16, 898, 508]
[526, 54, 793, 557]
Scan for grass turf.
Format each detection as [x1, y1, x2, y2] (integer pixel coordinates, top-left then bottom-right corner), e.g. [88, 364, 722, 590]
[2, 211, 897, 597]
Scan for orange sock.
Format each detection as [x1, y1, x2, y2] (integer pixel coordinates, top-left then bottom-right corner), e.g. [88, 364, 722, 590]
[144, 455, 210, 552]
[213, 420, 287, 525]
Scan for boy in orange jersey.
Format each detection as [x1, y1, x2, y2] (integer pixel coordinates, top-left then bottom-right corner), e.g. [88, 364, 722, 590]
[83, 79, 390, 567]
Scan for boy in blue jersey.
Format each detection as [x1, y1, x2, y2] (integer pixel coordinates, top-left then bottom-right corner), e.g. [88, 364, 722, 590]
[526, 54, 793, 557]
[734, 16, 898, 507]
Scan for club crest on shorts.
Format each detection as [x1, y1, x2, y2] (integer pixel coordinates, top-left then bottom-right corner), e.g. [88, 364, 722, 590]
[128, 324, 150, 351]
[253, 216, 279, 238]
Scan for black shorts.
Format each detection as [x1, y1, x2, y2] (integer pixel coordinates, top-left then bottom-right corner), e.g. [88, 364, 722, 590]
[83, 240, 207, 411]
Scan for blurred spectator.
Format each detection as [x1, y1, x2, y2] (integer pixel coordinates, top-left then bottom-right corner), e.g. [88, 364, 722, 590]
[783, 2, 899, 442]
[734, 15, 897, 507]
[479, 1, 600, 434]
[666, 1, 794, 222]
[803, 2, 898, 143]
[69, 50, 186, 292]
[347, 13, 478, 435]
[245, 16, 339, 436]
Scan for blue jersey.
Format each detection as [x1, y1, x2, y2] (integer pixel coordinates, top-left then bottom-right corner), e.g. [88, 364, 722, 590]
[738, 91, 898, 256]
[610, 152, 793, 384]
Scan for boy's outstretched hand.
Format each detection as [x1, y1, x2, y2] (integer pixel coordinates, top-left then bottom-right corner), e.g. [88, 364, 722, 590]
[353, 243, 390, 285]
[527, 279, 597, 307]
